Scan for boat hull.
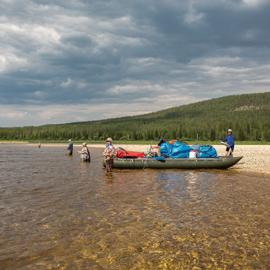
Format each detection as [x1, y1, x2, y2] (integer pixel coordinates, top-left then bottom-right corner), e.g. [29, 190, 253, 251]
[111, 156, 243, 169]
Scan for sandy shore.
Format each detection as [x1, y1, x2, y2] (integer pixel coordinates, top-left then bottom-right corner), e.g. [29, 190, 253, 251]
[1, 142, 269, 175]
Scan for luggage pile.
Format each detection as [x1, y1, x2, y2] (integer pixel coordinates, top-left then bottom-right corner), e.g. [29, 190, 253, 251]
[115, 141, 218, 159]
[191, 144, 217, 158]
[158, 141, 217, 159]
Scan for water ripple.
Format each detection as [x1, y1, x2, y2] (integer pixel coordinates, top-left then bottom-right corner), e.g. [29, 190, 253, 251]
[0, 144, 269, 269]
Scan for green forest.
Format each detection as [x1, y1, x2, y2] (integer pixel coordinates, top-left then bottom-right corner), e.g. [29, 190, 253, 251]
[1, 92, 270, 142]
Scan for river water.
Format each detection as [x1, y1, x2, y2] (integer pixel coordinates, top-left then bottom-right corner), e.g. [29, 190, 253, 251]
[0, 144, 269, 269]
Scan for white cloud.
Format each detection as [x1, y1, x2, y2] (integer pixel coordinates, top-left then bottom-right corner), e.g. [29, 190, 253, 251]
[33, 91, 47, 99]
[0, 0, 269, 126]
[184, 2, 205, 25]
[61, 78, 72, 88]
[108, 81, 164, 95]
[0, 23, 61, 46]
[0, 50, 28, 73]
[242, 0, 269, 7]
[0, 96, 199, 127]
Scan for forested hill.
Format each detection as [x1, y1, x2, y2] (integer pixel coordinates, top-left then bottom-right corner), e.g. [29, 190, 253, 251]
[1, 92, 270, 141]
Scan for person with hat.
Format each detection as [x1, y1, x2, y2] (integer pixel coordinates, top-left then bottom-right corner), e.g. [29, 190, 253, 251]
[67, 139, 73, 156]
[79, 142, 91, 162]
[103, 137, 115, 172]
[221, 129, 235, 157]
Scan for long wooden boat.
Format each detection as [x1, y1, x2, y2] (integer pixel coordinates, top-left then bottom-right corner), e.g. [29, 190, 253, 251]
[111, 156, 243, 169]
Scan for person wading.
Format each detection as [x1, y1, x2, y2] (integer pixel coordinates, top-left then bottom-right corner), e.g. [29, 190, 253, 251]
[79, 143, 91, 162]
[103, 137, 115, 172]
[67, 139, 73, 156]
[222, 129, 235, 157]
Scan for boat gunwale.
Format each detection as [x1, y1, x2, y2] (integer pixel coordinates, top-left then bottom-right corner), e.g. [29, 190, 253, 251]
[113, 156, 243, 162]
[111, 156, 243, 169]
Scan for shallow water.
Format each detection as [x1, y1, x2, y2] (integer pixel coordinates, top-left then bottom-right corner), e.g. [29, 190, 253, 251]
[0, 144, 269, 270]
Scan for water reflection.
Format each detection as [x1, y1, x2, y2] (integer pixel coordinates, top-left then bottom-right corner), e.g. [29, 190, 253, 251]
[0, 144, 269, 269]
[185, 171, 200, 200]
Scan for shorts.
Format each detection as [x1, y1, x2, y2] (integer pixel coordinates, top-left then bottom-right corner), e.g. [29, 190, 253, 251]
[226, 145, 234, 152]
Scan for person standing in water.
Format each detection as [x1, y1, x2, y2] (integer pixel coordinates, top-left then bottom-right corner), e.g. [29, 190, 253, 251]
[103, 137, 115, 172]
[222, 129, 235, 157]
[79, 143, 91, 162]
[67, 139, 73, 156]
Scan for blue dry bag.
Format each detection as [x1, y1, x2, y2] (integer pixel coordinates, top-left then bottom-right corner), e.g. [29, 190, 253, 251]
[194, 145, 217, 158]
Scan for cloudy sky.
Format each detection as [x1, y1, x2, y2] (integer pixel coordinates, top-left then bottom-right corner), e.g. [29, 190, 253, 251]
[0, 0, 270, 126]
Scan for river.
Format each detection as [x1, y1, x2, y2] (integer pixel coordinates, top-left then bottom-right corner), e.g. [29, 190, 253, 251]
[0, 144, 269, 269]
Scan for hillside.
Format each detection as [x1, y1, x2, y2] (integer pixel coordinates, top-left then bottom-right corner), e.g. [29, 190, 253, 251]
[1, 92, 270, 141]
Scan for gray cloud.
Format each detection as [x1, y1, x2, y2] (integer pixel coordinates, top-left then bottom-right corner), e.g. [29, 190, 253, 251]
[0, 0, 270, 126]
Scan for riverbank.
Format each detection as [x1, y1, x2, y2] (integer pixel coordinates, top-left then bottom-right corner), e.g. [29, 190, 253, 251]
[1, 142, 269, 175]
[1, 140, 270, 145]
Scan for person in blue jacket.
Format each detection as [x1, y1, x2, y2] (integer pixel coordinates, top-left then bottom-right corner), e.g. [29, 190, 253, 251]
[222, 129, 235, 156]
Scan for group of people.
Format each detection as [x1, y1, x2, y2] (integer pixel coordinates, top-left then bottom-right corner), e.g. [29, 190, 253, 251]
[65, 128, 235, 172]
[66, 137, 116, 172]
[67, 139, 91, 162]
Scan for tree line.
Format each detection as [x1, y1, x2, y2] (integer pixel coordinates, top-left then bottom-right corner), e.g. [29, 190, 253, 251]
[1, 92, 269, 142]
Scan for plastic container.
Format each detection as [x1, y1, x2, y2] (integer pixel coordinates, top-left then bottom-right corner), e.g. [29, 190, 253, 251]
[189, 150, 197, 159]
